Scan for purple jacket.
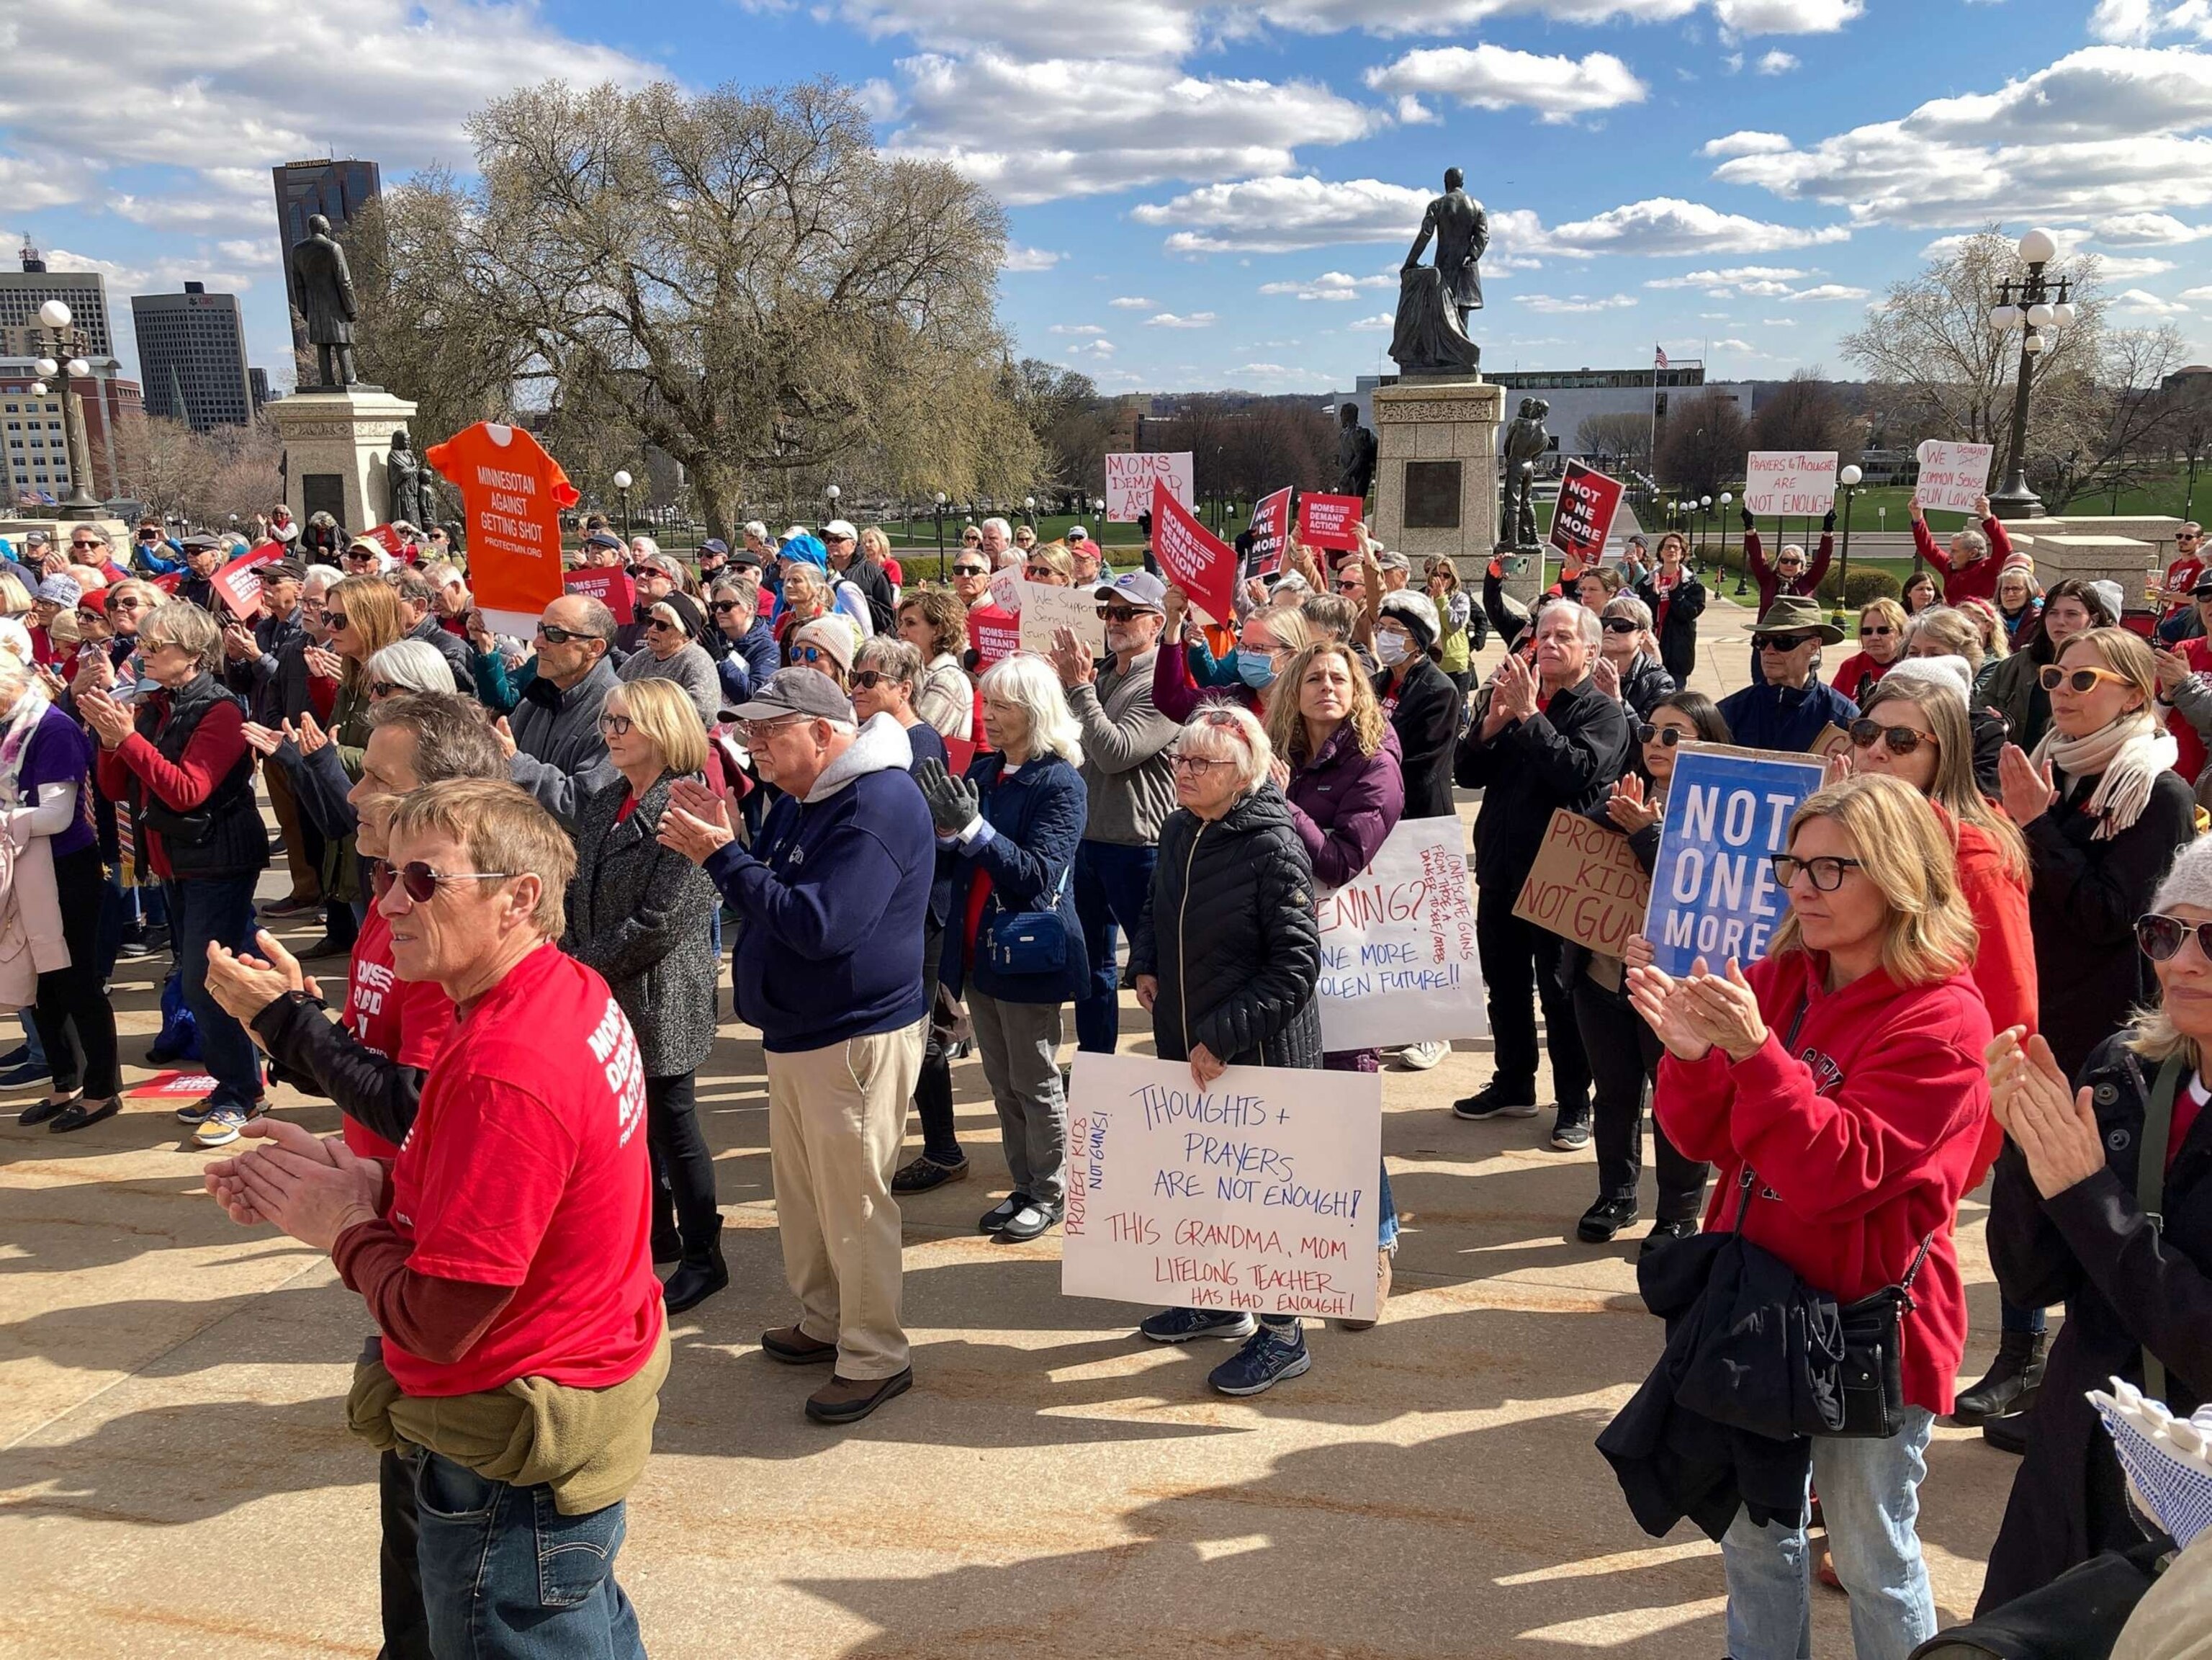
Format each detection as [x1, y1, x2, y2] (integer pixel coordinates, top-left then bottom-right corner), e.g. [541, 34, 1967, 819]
[1285, 720, 1403, 889]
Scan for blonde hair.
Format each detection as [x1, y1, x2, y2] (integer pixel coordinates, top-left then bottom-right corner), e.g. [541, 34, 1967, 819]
[1908, 606, 1985, 674]
[1244, 604, 1311, 658]
[604, 678, 707, 776]
[139, 599, 223, 671]
[0, 573, 32, 617]
[859, 526, 891, 564]
[330, 573, 410, 684]
[1957, 596, 2010, 662]
[1770, 776, 1977, 986]
[1179, 704, 1273, 794]
[1022, 542, 1074, 584]
[979, 653, 1084, 767]
[2063, 627, 2158, 712]
[1264, 640, 1388, 767]
[1858, 597, 1907, 640]
[1861, 676, 2029, 884]
[383, 778, 575, 938]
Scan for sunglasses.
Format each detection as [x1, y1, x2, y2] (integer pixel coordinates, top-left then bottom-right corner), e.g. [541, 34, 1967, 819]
[1751, 632, 1818, 652]
[711, 600, 747, 614]
[852, 669, 896, 691]
[1768, 853, 1863, 892]
[1096, 604, 1147, 624]
[369, 680, 401, 699]
[645, 616, 681, 634]
[1601, 617, 1640, 634]
[70, 540, 101, 551]
[1849, 718, 1937, 757]
[1635, 724, 1690, 747]
[371, 858, 517, 903]
[953, 563, 990, 577]
[598, 714, 633, 736]
[1861, 624, 1895, 637]
[1023, 567, 1057, 581]
[794, 644, 828, 663]
[2038, 664, 2130, 693]
[2136, 912, 2212, 962]
[536, 624, 589, 645]
[322, 610, 349, 629]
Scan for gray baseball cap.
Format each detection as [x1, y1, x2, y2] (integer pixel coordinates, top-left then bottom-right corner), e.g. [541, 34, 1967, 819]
[727, 667, 855, 724]
[1094, 570, 1168, 612]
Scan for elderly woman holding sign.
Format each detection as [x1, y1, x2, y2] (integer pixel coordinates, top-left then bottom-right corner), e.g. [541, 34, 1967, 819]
[1130, 703, 1328, 1397]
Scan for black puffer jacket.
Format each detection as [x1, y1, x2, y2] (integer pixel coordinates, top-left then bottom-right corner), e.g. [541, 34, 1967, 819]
[1132, 784, 1323, 1068]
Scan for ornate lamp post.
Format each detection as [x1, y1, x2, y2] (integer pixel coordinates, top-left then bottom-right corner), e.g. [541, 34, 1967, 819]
[1023, 494, 1036, 529]
[1987, 228, 2074, 520]
[612, 469, 634, 539]
[32, 300, 100, 519]
[1698, 494, 1712, 570]
[1720, 492, 1745, 596]
[826, 482, 842, 522]
[1830, 463, 1863, 626]
[934, 491, 948, 574]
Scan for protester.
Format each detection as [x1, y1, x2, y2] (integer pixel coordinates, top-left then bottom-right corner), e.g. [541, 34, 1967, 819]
[565, 678, 726, 1315]
[1130, 704, 1326, 1391]
[1596, 594, 1677, 719]
[1424, 557, 1480, 691]
[504, 596, 621, 823]
[1910, 493, 2010, 606]
[1636, 532, 1707, 685]
[309, 574, 411, 956]
[896, 589, 974, 741]
[2154, 573, 2212, 789]
[1906, 604, 1993, 699]
[2153, 521, 2208, 632]
[1997, 560, 2044, 647]
[367, 638, 459, 700]
[659, 668, 931, 1424]
[1717, 596, 1861, 753]
[706, 580, 779, 707]
[1154, 585, 1312, 722]
[1629, 775, 1992, 1660]
[203, 779, 665, 1660]
[824, 520, 896, 634]
[1022, 543, 1074, 587]
[1742, 506, 1835, 610]
[1267, 637, 1403, 909]
[789, 614, 858, 695]
[1575, 565, 1627, 611]
[1372, 590, 1458, 824]
[1983, 578, 2117, 755]
[1979, 836, 2212, 1609]
[917, 655, 1087, 1242]
[1901, 570, 1938, 617]
[616, 589, 721, 726]
[1830, 598, 1909, 709]
[1455, 602, 1633, 1141]
[390, 568, 477, 696]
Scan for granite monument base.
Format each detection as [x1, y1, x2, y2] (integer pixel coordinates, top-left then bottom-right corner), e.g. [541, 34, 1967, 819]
[267, 387, 418, 532]
[1371, 376, 1512, 601]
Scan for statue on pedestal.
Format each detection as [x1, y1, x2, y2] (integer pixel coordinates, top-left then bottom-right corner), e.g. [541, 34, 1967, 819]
[1389, 167, 1488, 376]
[1501, 398, 1551, 547]
[1334, 402, 1377, 501]
[386, 429, 430, 527]
[290, 213, 360, 389]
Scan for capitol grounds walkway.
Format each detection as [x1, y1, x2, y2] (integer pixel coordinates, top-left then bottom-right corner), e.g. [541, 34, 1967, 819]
[0, 593, 2017, 1659]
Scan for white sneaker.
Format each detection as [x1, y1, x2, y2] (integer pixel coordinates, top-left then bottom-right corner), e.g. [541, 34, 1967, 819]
[1397, 1039, 1450, 1071]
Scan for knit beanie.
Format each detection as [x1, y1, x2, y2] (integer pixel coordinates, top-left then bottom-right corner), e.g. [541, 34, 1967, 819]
[1874, 656, 1972, 712]
[2091, 580, 2126, 625]
[791, 615, 856, 673]
[1378, 589, 1440, 652]
[2001, 549, 2035, 576]
[35, 575, 81, 609]
[2154, 834, 2212, 915]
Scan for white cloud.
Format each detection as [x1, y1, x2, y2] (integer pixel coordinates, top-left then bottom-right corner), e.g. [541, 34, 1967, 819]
[1257, 270, 1394, 300]
[1789, 282, 1870, 300]
[1713, 0, 1862, 32]
[2118, 287, 2195, 315]
[1701, 130, 1795, 156]
[2093, 254, 2181, 277]
[1132, 175, 1432, 254]
[1048, 323, 1107, 335]
[2095, 211, 2212, 243]
[1108, 295, 1155, 308]
[2092, 1, 2212, 44]
[1000, 245, 1063, 272]
[1390, 94, 1440, 125]
[2182, 284, 2212, 301]
[1146, 311, 1218, 327]
[1348, 311, 1395, 329]
[1516, 292, 1638, 312]
[1363, 44, 1647, 122]
[1063, 338, 1118, 357]
[45, 245, 264, 297]
[1709, 336, 1759, 349]
[1756, 50, 1799, 73]
[1545, 196, 1850, 254]
[1645, 264, 1812, 287]
[835, 0, 1195, 59]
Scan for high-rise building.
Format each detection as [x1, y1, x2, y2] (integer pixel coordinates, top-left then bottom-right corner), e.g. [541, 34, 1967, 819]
[132, 282, 254, 431]
[250, 367, 271, 410]
[0, 240, 114, 358]
[0, 359, 140, 504]
[272, 156, 382, 344]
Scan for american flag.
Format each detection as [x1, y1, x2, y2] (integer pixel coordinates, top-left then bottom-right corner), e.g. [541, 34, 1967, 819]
[1654, 346, 1668, 370]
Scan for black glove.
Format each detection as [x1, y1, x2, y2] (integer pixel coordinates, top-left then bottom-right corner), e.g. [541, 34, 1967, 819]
[913, 757, 981, 836]
[1822, 507, 1838, 534]
[1740, 505, 1755, 531]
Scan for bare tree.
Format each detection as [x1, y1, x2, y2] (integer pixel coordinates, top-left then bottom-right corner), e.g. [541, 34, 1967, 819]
[2165, 372, 2212, 519]
[1573, 411, 1653, 473]
[1746, 369, 1863, 465]
[1656, 390, 1747, 499]
[109, 412, 284, 527]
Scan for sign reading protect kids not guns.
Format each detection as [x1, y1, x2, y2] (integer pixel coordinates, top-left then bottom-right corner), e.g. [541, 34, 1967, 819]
[1316, 816, 1487, 1051]
[423, 421, 580, 635]
[1061, 1051, 1382, 1323]
[1643, 745, 1825, 976]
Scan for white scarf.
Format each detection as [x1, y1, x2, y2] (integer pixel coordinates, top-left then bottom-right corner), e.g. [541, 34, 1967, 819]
[0, 682, 50, 811]
[2030, 708, 2176, 840]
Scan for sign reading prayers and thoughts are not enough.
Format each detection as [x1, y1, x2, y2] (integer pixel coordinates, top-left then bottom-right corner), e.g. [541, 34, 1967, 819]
[1743, 450, 1839, 519]
[1061, 1051, 1383, 1323]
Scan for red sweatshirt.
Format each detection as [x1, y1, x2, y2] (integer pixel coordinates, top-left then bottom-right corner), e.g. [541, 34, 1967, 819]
[1655, 948, 1992, 1416]
[1745, 529, 1833, 612]
[93, 694, 249, 880]
[1947, 810, 2038, 1185]
[1913, 514, 2010, 606]
[2165, 634, 2212, 785]
[1830, 649, 1894, 707]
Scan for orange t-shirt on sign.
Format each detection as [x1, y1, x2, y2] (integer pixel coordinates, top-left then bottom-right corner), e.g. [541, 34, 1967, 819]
[423, 423, 580, 631]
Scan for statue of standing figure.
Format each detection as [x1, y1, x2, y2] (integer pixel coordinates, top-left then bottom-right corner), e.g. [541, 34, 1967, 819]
[1389, 167, 1488, 375]
[1334, 402, 1377, 501]
[1501, 398, 1551, 547]
[290, 212, 359, 389]
[385, 429, 430, 527]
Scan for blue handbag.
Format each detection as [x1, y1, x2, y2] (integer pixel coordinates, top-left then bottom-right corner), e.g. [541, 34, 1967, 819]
[983, 861, 1071, 977]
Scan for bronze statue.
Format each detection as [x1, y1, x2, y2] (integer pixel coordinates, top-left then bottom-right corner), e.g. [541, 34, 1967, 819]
[1334, 402, 1377, 501]
[385, 429, 428, 527]
[290, 212, 359, 388]
[1501, 398, 1551, 547]
[1389, 167, 1488, 375]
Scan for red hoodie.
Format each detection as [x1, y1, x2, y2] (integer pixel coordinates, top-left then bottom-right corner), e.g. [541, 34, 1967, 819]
[1947, 809, 2037, 1185]
[1913, 513, 2010, 606]
[1655, 947, 1992, 1416]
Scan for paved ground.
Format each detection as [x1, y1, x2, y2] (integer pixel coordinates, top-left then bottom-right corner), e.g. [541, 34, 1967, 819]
[0, 596, 2022, 1659]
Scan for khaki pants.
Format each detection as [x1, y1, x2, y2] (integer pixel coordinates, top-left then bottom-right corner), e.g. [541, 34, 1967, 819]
[264, 756, 320, 905]
[765, 1018, 925, 1381]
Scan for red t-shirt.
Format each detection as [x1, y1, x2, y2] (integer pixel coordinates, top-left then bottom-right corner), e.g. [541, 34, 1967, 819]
[2164, 556, 2205, 616]
[340, 906, 459, 1159]
[381, 943, 662, 1396]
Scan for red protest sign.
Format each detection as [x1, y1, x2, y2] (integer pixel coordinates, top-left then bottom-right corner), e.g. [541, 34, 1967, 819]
[1151, 478, 1237, 625]
[944, 735, 978, 778]
[565, 566, 634, 624]
[422, 421, 579, 634]
[966, 604, 1020, 674]
[1298, 493, 1364, 552]
[1547, 461, 1626, 567]
[1246, 486, 1292, 578]
[211, 547, 282, 619]
[367, 523, 415, 562]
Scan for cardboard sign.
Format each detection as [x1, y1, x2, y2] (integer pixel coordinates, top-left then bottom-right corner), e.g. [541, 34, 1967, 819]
[210, 546, 282, 619]
[1547, 460, 1627, 567]
[1246, 486, 1292, 578]
[1743, 451, 1838, 518]
[1811, 723, 1855, 759]
[367, 523, 415, 562]
[1316, 816, 1487, 1051]
[1018, 579, 1106, 656]
[1643, 745, 1826, 975]
[988, 566, 1024, 614]
[1298, 493, 1365, 552]
[1061, 1051, 1382, 1322]
[1151, 478, 1238, 627]
[1105, 451, 1194, 523]
[564, 566, 634, 624]
[1914, 439, 1995, 515]
[421, 421, 580, 635]
[1511, 809, 1651, 956]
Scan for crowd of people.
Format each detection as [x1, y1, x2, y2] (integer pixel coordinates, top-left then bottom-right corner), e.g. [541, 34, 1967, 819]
[9, 496, 2212, 1660]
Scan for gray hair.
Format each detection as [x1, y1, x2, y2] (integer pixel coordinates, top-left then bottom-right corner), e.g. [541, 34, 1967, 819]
[1602, 593, 1653, 631]
[630, 534, 660, 560]
[1539, 596, 1603, 650]
[979, 653, 1084, 768]
[420, 561, 465, 592]
[302, 565, 340, 598]
[854, 634, 922, 687]
[0, 649, 30, 701]
[982, 516, 1012, 540]
[367, 637, 459, 694]
[368, 692, 508, 784]
[1178, 704, 1272, 794]
[140, 600, 222, 670]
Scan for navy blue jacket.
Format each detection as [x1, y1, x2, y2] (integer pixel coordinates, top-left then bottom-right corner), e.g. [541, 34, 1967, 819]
[714, 619, 782, 708]
[938, 749, 1088, 1005]
[709, 716, 935, 1053]
[1715, 677, 1859, 755]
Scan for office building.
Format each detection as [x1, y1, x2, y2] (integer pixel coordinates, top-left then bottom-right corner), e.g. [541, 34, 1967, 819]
[250, 367, 271, 410]
[0, 241, 114, 359]
[132, 282, 254, 431]
[0, 359, 140, 504]
[272, 156, 382, 346]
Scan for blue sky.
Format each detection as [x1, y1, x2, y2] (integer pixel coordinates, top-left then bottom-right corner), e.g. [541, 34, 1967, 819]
[6, 0, 2209, 398]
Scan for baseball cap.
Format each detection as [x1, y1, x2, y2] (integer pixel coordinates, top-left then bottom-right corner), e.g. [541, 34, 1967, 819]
[699, 538, 730, 559]
[726, 543, 763, 569]
[1095, 570, 1167, 612]
[261, 558, 306, 584]
[23, 529, 49, 547]
[822, 519, 858, 542]
[2191, 573, 2212, 598]
[727, 666, 855, 724]
[35, 575, 81, 609]
[1376, 548, 1411, 573]
[1068, 525, 1089, 543]
[582, 529, 624, 552]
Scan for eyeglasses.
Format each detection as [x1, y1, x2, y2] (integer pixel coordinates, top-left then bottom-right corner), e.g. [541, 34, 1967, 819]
[1635, 724, 1689, 747]
[536, 624, 589, 645]
[370, 858, 518, 903]
[1849, 717, 1937, 757]
[739, 717, 803, 742]
[1097, 604, 1147, 624]
[2136, 912, 2212, 962]
[645, 616, 680, 634]
[1601, 617, 1640, 634]
[1768, 853, 1864, 892]
[369, 680, 401, 699]
[1170, 751, 1233, 773]
[2180, 534, 2203, 544]
[852, 669, 896, 691]
[952, 563, 990, 577]
[1861, 624, 1895, 637]
[711, 599, 747, 614]
[110, 596, 143, 611]
[2038, 664, 2130, 694]
[598, 714, 633, 736]
[322, 610, 349, 629]
[69, 539, 100, 550]
[1751, 632, 1817, 652]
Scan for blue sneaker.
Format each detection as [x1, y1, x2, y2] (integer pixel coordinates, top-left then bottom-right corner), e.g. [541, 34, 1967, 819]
[1208, 1322, 1311, 1396]
[1139, 1306, 1258, 1344]
[192, 1101, 266, 1148]
[174, 1097, 219, 1125]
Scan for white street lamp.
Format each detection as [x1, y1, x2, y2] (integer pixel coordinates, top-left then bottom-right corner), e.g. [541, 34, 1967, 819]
[2018, 228, 2058, 266]
[37, 300, 71, 330]
[32, 356, 57, 380]
[65, 358, 88, 379]
[1839, 464, 1863, 487]
[27, 382, 45, 397]
[611, 469, 632, 490]
[826, 483, 841, 503]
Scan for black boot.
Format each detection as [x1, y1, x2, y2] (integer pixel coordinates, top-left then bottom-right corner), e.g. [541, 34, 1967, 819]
[1951, 1328, 2047, 1426]
[663, 1217, 729, 1315]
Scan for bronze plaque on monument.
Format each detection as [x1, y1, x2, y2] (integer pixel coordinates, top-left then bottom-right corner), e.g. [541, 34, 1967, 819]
[1403, 460, 1462, 529]
[302, 474, 346, 526]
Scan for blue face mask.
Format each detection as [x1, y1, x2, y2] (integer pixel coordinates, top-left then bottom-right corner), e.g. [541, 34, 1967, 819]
[1236, 648, 1278, 689]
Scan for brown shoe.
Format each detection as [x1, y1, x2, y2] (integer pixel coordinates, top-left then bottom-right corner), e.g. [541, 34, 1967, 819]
[806, 1368, 912, 1425]
[760, 1326, 839, 1365]
[1336, 1248, 1394, 1332]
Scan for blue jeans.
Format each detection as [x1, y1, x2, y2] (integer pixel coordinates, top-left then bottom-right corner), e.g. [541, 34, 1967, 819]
[1377, 1161, 1398, 1250]
[1073, 840, 1156, 1054]
[1721, 1408, 1938, 1660]
[165, 875, 264, 1108]
[414, 1453, 643, 1660]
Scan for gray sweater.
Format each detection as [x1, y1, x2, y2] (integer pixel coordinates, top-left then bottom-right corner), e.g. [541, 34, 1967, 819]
[616, 640, 721, 727]
[1067, 648, 1179, 846]
[508, 656, 621, 825]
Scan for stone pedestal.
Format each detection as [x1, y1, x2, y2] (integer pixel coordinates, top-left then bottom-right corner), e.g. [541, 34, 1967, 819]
[1371, 377, 1506, 594]
[2018, 534, 2155, 612]
[266, 387, 417, 532]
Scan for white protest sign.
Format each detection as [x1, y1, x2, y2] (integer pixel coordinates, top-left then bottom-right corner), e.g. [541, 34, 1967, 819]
[1316, 816, 1487, 1051]
[1062, 1051, 1382, 1322]
[1914, 440, 1995, 515]
[987, 566, 1023, 614]
[1017, 578, 1105, 656]
[1743, 450, 1838, 517]
[1105, 451, 1194, 523]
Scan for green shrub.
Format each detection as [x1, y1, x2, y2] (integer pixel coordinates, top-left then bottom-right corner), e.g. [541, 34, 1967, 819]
[1820, 567, 1901, 607]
